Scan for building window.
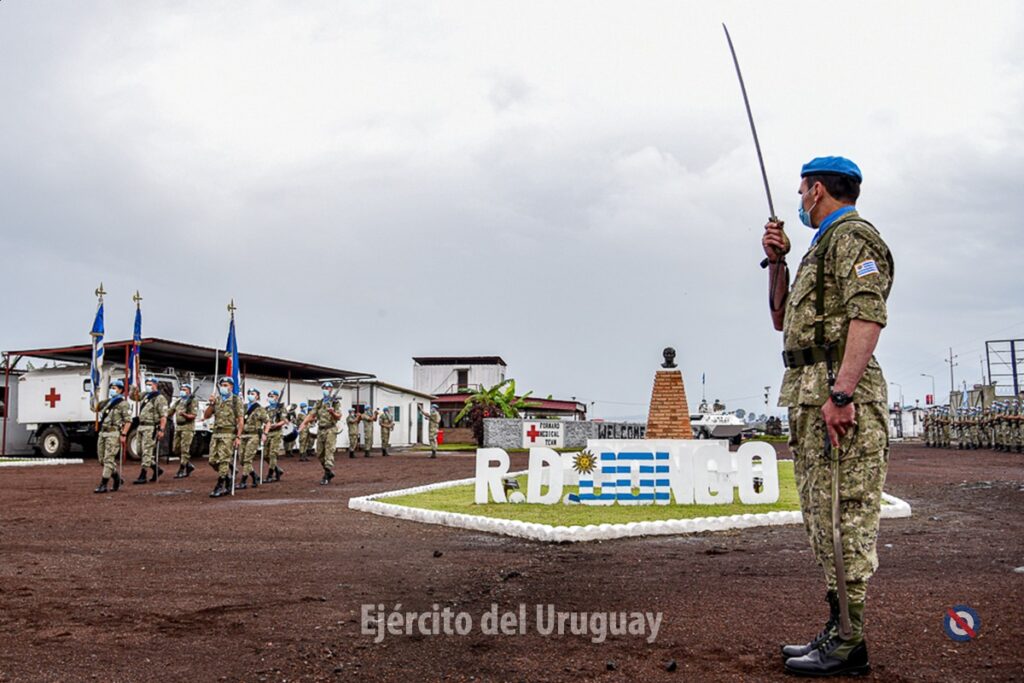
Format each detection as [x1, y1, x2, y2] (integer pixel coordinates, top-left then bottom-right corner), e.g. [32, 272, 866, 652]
[457, 369, 469, 391]
[393, 406, 400, 421]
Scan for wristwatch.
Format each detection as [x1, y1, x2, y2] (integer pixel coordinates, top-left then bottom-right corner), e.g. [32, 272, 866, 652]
[829, 391, 853, 407]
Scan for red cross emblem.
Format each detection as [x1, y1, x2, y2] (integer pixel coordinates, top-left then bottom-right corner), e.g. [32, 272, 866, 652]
[44, 387, 62, 408]
[525, 424, 541, 443]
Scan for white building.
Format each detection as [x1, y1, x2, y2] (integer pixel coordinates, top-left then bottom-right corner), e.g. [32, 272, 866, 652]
[413, 356, 507, 395]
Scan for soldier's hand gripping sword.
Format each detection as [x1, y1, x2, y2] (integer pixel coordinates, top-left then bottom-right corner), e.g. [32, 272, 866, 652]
[724, 22, 851, 638]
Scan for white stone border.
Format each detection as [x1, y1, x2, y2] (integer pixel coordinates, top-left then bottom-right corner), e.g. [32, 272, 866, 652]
[348, 470, 913, 543]
[0, 458, 85, 467]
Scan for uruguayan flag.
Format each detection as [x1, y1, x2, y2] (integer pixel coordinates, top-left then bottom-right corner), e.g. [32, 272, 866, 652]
[855, 260, 879, 278]
[89, 301, 104, 406]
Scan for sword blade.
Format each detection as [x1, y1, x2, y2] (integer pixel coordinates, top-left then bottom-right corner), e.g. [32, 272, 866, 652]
[722, 23, 776, 221]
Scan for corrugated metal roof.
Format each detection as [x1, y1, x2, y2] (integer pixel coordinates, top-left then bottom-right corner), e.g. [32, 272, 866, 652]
[412, 356, 507, 367]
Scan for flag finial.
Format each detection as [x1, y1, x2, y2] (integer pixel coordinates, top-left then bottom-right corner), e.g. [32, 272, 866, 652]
[95, 282, 106, 300]
[133, 290, 143, 306]
[227, 299, 237, 317]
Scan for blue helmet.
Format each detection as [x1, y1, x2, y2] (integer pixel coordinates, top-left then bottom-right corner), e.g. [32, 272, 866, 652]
[111, 379, 125, 389]
[268, 390, 280, 398]
[299, 401, 308, 408]
[321, 381, 334, 389]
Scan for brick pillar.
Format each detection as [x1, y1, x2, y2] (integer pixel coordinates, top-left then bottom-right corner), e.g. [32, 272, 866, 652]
[646, 370, 693, 439]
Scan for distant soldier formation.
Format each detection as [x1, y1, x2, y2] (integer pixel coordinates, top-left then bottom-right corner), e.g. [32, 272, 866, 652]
[91, 374, 443, 496]
[923, 400, 1023, 452]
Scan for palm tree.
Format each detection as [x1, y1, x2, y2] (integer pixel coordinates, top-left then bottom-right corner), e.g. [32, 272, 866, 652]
[455, 379, 534, 446]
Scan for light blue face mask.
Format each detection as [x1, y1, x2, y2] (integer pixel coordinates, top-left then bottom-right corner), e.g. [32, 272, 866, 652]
[179, 391, 188, 399]
[109, 388, 120, 399]
[798, 187, 818, 228]
[268, 400, 278, 408]
[323, 390, 331, 398]
[219, 386, 231, 398]
[247, 394, 258, 404]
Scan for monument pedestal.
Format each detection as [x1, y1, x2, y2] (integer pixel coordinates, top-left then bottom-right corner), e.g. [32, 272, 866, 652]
[646, 348, 693, 439]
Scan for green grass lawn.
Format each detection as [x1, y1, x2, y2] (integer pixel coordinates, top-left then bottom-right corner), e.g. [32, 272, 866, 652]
[384, 461, 801, 525]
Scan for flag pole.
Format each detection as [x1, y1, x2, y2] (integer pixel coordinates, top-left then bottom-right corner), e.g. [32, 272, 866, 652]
[228, 299, 238, 496]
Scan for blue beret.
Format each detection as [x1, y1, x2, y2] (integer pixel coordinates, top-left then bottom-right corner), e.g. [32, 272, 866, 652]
[801, 156, 862, 182]
[111, 379, 124, 388]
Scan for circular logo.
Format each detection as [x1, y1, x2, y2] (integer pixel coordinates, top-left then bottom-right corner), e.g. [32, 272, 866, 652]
[943, 605, 981, 642]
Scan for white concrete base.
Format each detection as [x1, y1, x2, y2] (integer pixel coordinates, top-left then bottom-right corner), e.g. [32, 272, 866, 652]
[348, 470, 913, 543]
[0, 458, 85, 467]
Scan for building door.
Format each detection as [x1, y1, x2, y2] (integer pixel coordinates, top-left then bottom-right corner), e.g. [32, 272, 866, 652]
[457, 369, 469, 392]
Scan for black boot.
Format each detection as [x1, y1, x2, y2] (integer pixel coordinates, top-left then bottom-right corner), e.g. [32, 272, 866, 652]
[784, 602, 869, 677]
[430, 449, 437, 459]
[174, 465, 186, 479]
[251, 471, 260, 488]
[274, 466, 283, 481]
[209, 476, 228, 498]
[184, 462, 195, 477]
[236, 473, 248, 490]
[150, 465, 164, 482]
[781, 591, 839, 659]
[348, 448, 355, 459]
[111, 471, 121, 491]
[320, 468, 335, 485]
[94, 477, 109, 494]
[364, 448, 371, 457]
[382, 448, 389, 457]
[132, 468, 148, 485]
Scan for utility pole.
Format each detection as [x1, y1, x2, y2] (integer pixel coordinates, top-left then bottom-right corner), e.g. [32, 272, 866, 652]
[945, 348, 958, 397]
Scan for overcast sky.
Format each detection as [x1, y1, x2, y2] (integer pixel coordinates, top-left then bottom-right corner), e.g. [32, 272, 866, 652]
[2, 1, 1022, 419]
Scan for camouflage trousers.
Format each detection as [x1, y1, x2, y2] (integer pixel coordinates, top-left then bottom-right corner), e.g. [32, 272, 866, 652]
[240, 435, 260, 475]
[137, 425, 160, 468]
[97, 432, 122, 479]
[789, 402, 889, 604]
[429, 429, 438, 448]
[209, 433, 237, 477]
[265, 432, 282, 468]
[381, 428, 391, 449]
[363, 428, 374, 451]
[317, 427, 338, 469]
[173, 426, 195, 465]
[348, 429, 360, 451]
[299, 427, 313, 454]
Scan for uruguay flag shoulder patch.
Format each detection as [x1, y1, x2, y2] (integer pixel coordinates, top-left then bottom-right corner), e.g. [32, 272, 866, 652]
[855, 260, 879, 278]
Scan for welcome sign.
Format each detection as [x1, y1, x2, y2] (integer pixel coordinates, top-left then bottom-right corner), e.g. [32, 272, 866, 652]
[475, 440, 780, 506]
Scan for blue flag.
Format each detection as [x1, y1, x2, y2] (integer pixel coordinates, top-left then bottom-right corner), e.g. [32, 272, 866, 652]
[225, 318, 240, 394]
[89, 301, 104, 404]
[128, 305, 142, 391]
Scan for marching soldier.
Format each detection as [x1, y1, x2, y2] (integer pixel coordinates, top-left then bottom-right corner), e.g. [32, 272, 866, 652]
[763, 157, 892, 676]
[379, 406, 395, 456]
[263, 389, 287, 482]
[419, 404, 441, 458]
[203, 377, 244, 498]
[300, 382, 341, 484]
[171, 383, 199, 478]
[237, 387, 267, 489]
[346, 407, 361, 459]
[133, 377, 169, 484]
[297, 402, 313, 461]
[93, 379, 131, 493]
[361, 406, 377, 457]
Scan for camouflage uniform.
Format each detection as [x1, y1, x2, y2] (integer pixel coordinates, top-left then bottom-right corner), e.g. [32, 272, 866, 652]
[170, 394, 198, 465]
[137, 391, 169, 468]
[96, 395, 132, 479]
[240, 400, 267, 478]
[346, 412, 361, 455]
[361, 410, 376, 455]
[426, 408, 441, 455]
[314, 397, 340, 469]
[780, 210, 894, 606]
[298, 408, 314, 459]
[209, 394, 244, 477]
[264, 402, 286, 471]
[379, 409, 395, 454]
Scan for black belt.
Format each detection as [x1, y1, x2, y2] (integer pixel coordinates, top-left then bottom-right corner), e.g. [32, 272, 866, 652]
[782, 345, 838, 369]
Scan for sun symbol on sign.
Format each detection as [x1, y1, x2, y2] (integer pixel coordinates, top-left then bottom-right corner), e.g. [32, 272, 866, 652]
[573, 450, 596, 475]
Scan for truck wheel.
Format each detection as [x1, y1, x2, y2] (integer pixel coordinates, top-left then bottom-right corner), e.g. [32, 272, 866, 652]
[38, 426, 69, 458]
[730, 434, 743, 446]
[125, 427, 142, 461]
[696, 429, 707, 439]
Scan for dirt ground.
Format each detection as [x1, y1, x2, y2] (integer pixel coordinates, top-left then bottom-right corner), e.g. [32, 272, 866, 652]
[1, 443, 1022, 682]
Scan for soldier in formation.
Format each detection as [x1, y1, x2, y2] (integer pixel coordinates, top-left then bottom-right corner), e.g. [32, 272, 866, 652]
[361, 407, 377, 457]
[346, 407, 361, 458]
[379, 406, 394, 456]
[236, 387, 266, 489]
[296, 402, 314, 461]
[133, 377, 169, 484]
[299, 381, 341, 485]
[923, 401, 1023, 452]
[92, 379, 131, 493]
[263, 389, 287, 482]
[171, 383, 199, 479]
[204, 377, 244, 498]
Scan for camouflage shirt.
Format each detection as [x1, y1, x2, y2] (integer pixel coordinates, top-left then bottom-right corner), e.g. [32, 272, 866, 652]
[212, 394, 244, 433]
[97, 396, 132, 434]
[315, 398, 340, 429]
[779, 211, 894, 407]
[138, 392, 169, 426]
[170, 395, 198, 428]
[243, 402, 268, 434]
[379, 412, 395, 430]
[346, 414, 360, 433]
[362, 412, 376, 438]
[265, 404, 287, 431]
